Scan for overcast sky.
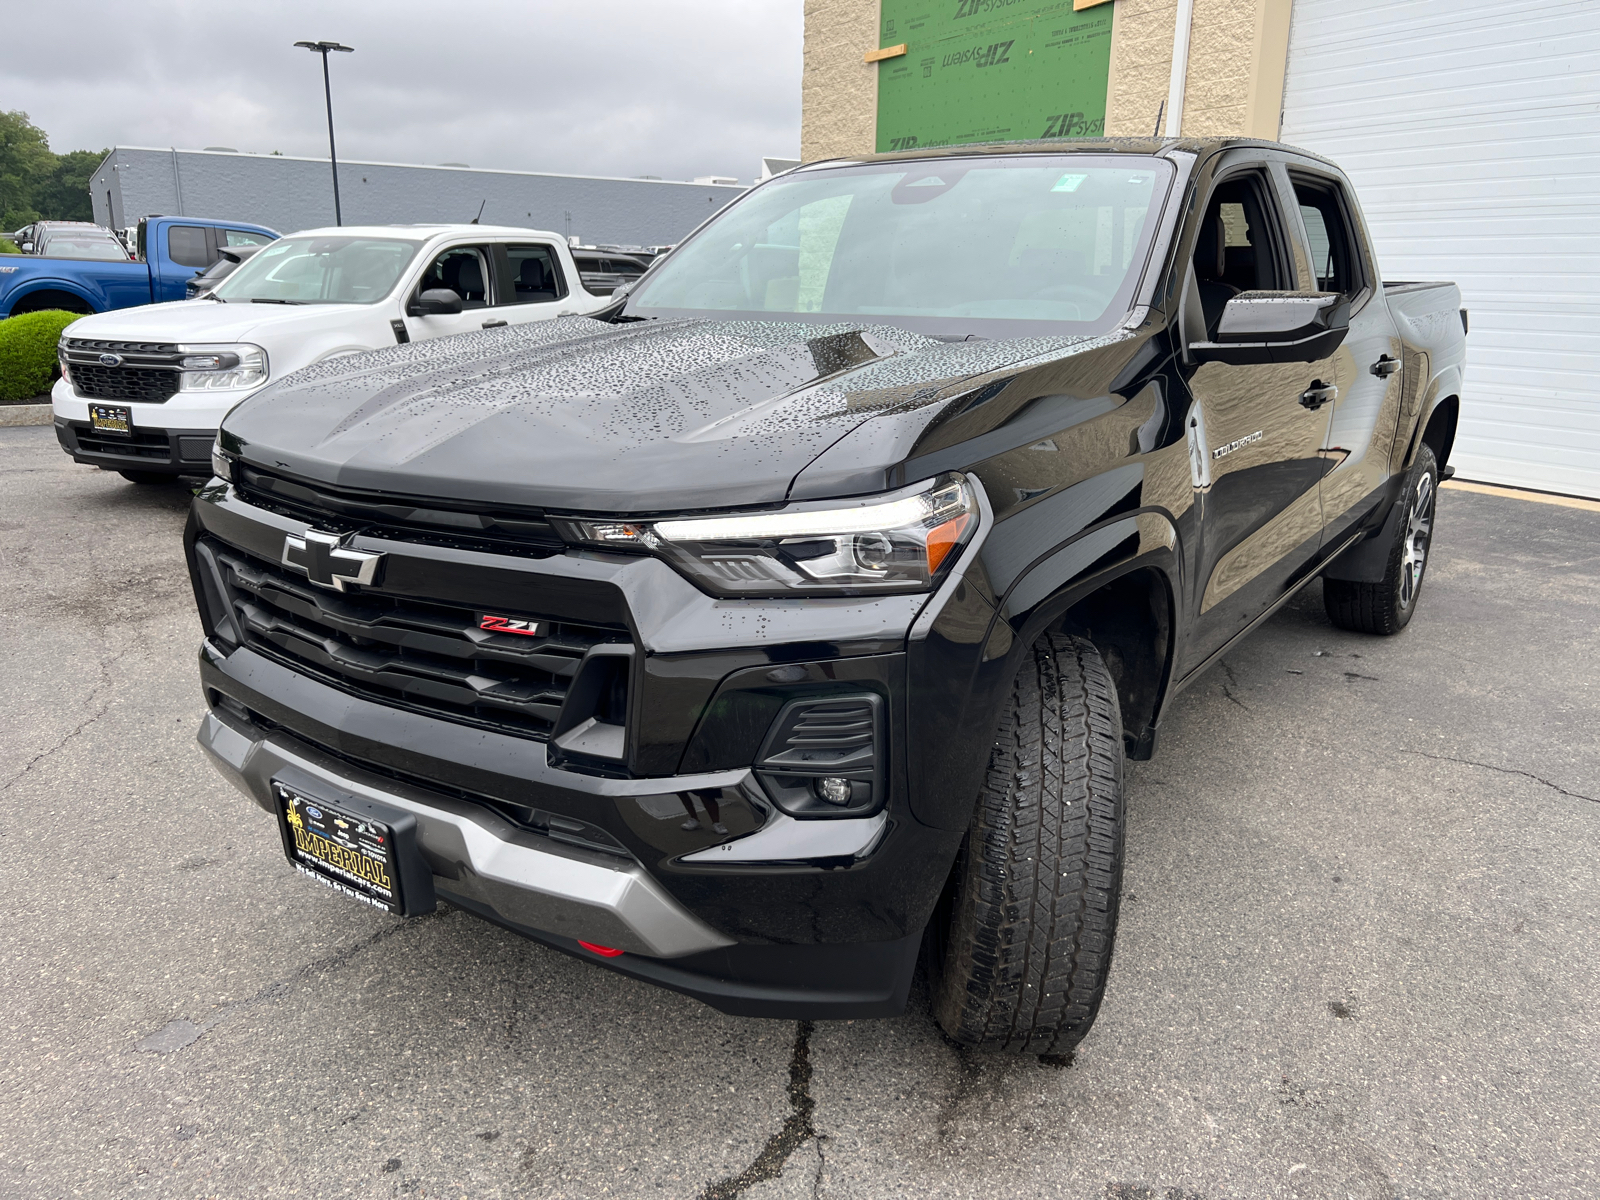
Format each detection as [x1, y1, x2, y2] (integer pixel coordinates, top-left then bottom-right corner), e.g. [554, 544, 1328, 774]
[0, 0, 802, 184]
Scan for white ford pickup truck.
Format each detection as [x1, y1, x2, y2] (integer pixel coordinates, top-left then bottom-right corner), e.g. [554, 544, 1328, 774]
[51, 224, 609, 483]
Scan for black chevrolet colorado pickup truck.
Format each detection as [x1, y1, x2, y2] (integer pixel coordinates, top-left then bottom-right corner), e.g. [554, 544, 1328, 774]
[187, 138, 1465, 1055]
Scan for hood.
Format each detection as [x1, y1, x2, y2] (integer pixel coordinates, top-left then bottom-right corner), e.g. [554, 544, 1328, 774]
[64, 299, 355, 345]
[222, 315, 1102, 514]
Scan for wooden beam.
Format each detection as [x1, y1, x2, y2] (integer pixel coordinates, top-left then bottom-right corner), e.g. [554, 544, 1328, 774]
[863, 43, 907, 63]
[1073, 0, 1113, 10]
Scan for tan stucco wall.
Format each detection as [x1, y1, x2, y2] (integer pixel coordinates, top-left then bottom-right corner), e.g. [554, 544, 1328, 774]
[1105, 0, 1181, 136]
[802, 0, 881, 162]
[1106, 0, 1292, 138]
[804, 0, 1290, 156]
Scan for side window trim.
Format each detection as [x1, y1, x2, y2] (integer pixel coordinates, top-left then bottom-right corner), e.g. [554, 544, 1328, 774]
[1180, 159, 1295, 350]
[1284, 163, 1373, 309]
[1199, 160, 1297, 291]
[494, 241, 569, 306]
[412, 243, 495, 308]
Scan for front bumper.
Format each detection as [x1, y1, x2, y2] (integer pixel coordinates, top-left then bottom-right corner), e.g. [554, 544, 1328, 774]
[51, 376, 259, 474]
[185, 479, 1000, 1018]
[54, 416, 215, 475]
[197, 668, 921, 1018]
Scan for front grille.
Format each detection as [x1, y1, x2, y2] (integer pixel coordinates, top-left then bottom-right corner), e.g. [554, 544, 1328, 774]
[66, 338, 180, 355]
[71, 422, 173, 460]
[63, 338, 183, 404]
[69, 363, 180, 403]
[235, 464, 565, 557]
[207, 539, 626, 740]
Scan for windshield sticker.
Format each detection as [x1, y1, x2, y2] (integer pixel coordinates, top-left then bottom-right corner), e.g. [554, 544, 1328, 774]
[1052, 174, 1087, 193]
[908, 176, 948, 187]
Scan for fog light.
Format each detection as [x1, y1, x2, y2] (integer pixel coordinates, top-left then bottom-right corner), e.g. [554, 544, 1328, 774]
[815, 777, 853, 805]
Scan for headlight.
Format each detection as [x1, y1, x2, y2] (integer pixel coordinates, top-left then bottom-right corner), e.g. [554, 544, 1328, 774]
[210, 438, 233, 483]
[57, 340, 71, 384]
[177, 343, 268, 391]
[558, 474, 979, 597]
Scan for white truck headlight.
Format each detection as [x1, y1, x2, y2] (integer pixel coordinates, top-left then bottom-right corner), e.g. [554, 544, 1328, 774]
[177, 343, 268, 391]
[559, 474, 979, 597]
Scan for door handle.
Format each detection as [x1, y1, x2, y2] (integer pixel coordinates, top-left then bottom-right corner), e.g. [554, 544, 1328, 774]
[481, 318, 507, 329]
[1299, 381, 1338, 410]
[1370, 354, 1401, 378]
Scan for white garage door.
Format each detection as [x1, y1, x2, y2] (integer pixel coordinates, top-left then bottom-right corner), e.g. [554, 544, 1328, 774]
[1279, 0, 1600, 498]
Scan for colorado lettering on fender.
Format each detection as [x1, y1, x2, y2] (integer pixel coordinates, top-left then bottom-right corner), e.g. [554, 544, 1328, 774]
[1212, 430, 1265, 460]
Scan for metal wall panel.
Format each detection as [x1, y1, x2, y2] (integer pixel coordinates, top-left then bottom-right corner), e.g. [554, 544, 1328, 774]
[1280, 0, 1600, 497]
[90, 148, 746, 251]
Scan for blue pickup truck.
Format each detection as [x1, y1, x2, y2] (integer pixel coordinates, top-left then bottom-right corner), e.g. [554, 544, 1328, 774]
[0, 215, 277, 316]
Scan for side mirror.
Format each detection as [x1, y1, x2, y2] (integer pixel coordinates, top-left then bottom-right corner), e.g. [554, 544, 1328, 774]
[408, 287, 463, 316]
[1191, 291, 1349, 365]
[20, 242, 33, 253]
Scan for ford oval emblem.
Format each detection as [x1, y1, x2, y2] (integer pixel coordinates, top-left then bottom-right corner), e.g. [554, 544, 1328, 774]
[98, 353, 122, 367]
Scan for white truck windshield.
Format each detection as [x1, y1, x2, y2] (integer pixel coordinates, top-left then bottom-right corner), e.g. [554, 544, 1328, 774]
[626, 155, 1173, 336]
[213, 235, 421, 305]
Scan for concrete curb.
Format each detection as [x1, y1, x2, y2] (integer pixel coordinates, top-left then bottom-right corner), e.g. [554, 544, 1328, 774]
[0, 400, 52, 427]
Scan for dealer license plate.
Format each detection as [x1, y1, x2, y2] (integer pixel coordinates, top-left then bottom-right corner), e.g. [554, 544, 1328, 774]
[274, 780, 403, 913]
[89, 404, 133, 435]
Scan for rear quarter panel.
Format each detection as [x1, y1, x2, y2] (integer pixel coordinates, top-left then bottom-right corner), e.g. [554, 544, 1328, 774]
[0, 258, 151, 315]
[1385, 282, 1465, 471]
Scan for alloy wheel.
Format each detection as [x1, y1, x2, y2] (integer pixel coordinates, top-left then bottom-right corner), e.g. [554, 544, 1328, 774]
[1399, 470, 1434, 610]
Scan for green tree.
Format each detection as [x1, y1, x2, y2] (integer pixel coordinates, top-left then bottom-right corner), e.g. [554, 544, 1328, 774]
[33, 149, 105, 222]
[0, 110, 54, 230]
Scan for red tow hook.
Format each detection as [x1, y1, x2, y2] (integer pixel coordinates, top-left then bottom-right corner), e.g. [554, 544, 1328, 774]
[577, 940, 624, 958]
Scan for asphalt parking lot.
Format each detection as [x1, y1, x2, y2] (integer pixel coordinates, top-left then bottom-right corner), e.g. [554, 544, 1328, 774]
[2, 423, 1597, 1200]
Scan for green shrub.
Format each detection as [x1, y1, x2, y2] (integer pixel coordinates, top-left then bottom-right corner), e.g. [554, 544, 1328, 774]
[0, 310, 82, 401]
[0, 238, 19, 254]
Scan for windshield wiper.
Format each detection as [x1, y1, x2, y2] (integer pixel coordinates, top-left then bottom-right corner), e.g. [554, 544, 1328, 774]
[249, 298, 307, 305]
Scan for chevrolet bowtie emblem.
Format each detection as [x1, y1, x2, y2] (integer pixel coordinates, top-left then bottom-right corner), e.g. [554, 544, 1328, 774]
[282, 530, 384, 591]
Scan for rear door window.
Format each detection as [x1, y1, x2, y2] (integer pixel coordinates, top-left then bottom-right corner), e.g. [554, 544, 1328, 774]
[1290, 175, 1364, 296]
[167, 225, 212, 268]
[501, 244, 567, 304]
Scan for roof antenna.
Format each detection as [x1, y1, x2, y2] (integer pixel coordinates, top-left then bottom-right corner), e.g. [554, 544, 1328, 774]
[470, 199, 486, 224]
[1153, 101, 1166, 138]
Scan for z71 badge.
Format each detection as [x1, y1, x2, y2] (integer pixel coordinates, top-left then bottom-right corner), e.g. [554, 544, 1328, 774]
[478, 614, 545, 637]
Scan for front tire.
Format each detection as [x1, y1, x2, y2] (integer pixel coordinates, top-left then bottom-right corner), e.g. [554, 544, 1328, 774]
[930, 633, 1126, 1055]
[1324, 444, 1438, 635]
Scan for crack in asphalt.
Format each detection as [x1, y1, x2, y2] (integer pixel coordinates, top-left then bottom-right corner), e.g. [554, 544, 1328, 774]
[1219, 661, 1251, 712]
[700, 1021, 817, 1199]
[134, 914, 436, 1054]
[0, 643, 134, 795]
[1404, 750, 1599, 805]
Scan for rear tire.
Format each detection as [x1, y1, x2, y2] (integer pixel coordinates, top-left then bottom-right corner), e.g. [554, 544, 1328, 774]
[1324, 444, 1438, 635]
[117, 470, 177, 485]
[930, 633, 1125, 1055]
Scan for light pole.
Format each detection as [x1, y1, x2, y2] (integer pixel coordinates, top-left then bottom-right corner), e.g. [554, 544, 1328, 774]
[294, 40, 354, 225]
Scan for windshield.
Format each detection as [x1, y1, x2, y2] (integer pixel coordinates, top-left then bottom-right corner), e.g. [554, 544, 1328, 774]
[213, 235, 421, 304]
[625, 155, 1173, 337]
[41, 237, 127, 261]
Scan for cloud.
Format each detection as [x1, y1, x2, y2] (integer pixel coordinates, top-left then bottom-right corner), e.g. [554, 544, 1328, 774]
[0, 0, 801, 184]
